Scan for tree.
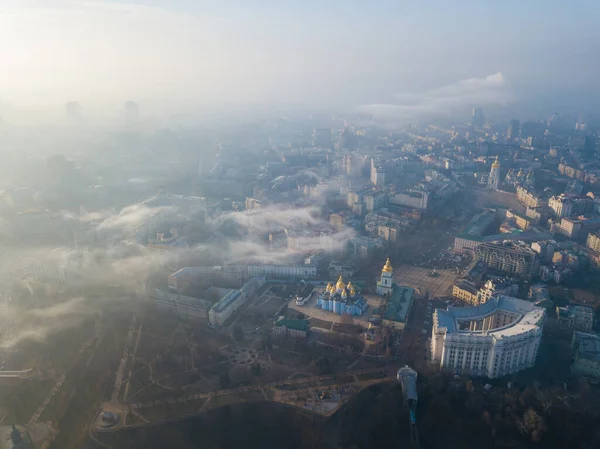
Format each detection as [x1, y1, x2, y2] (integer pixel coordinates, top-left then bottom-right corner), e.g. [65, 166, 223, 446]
[263, 334, 273, 350]
[232, 324, 244, 342]
[219, 373, 231, 389]
[251, 363, 262, 377]
[518, 387, 537, 408]
[316, 357, 331, 375]
[519, 408, 547, 442]
[466, 380, 474, 393]
[482, 410, 491, 425]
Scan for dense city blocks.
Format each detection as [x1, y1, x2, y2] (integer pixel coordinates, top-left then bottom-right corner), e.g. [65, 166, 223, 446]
[2, 15, 600, 445]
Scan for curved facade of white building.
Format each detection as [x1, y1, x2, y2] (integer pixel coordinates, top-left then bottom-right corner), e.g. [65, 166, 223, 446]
[431, 295, 545, 379]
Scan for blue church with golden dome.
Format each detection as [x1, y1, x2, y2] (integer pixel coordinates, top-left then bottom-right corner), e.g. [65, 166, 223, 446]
[316, 276, 368, 316]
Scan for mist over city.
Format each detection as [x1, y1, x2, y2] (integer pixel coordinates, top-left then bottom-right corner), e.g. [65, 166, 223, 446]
[1, 1, 600, 449]
[2, 1, 600, 117]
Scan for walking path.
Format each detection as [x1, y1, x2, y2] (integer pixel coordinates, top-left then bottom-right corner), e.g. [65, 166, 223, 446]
[129, 367, 387, 411]
[29, 373, 66, 423]
[112, 313, 137, 402]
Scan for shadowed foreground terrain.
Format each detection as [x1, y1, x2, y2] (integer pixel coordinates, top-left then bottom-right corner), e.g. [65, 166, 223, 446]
[84, 384, 407, 449]
[82, 378, 600, 449]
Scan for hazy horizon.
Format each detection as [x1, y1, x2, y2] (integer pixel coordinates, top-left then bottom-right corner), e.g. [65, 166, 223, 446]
[2, 0, 600, 120]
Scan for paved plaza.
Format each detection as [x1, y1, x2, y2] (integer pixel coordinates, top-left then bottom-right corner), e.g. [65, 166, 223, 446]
[395, 265, 460, 298]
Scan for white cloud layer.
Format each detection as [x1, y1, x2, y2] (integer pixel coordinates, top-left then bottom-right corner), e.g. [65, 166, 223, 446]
[3, 201, 356, 347]
[356, 72, 514, 123]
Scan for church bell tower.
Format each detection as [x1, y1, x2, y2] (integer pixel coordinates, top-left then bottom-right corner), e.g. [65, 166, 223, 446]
[377, 258, 393, 296]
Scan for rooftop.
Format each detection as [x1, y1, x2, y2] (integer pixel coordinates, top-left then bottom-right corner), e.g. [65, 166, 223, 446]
[435, 295, 545, 338]
[384, 286, 414, 323]
[273, 318, 309, 332]
[477, 240, 538, 255]
[153, 289, 212, 309]
[486, 277, 519, 289]
[557, 304, 594, 319]
[454, 279, 478, 294]
[397, 366, 418, 402]
[170, 266, 214, 278]
[210, 289, 243, 313]
[573, 331, 600, 362]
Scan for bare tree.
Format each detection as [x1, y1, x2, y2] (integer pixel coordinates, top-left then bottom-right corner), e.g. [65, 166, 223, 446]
[519, 408, 547, 442]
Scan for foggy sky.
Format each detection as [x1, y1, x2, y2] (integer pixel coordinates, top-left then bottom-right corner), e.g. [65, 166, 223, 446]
[1, 0, 599, 115]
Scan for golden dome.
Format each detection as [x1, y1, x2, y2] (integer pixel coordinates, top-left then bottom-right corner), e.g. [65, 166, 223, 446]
[346, 281, 353, 290]
[492, 156, 500, 168]
[382, 257, 393, 273]
[336, 275, 345, 290]
[325, 283, 333, 293]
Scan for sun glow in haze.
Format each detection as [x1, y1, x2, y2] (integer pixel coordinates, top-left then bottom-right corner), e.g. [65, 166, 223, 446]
[1, 0, 599, 114]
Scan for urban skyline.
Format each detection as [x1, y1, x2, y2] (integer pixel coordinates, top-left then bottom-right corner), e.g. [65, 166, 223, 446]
[2, 1, 600, 448]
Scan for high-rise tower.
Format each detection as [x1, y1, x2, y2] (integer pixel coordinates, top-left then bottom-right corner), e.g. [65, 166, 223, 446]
[472, 108, 485, 128]
[507, 119, 520, 140]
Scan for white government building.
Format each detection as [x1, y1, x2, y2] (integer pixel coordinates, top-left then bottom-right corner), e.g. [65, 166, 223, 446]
[154, 288, 212, 321]
[431, 295, 545, 378]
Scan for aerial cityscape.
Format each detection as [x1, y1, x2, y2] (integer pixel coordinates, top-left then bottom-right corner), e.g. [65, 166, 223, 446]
[2, 1, 600, 449]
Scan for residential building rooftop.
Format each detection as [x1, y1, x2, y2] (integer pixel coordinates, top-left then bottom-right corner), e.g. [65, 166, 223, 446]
[557, 304, 594, 319]
[573, 331, 600, 362]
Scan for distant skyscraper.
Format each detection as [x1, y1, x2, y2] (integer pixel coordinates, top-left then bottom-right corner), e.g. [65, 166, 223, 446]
[472, 108, 485, 128]
[521, 121, 544, 139]
[488, 156, 500, 190]
[65, 101, 82, 123]
[338, 127, 358, 150]
[312, 128, 332, 148]
[370, 159, 385, 186]
[124, 101, 140, 121]
[507, 119, 520, 140]
[575, 114, 587, 131]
